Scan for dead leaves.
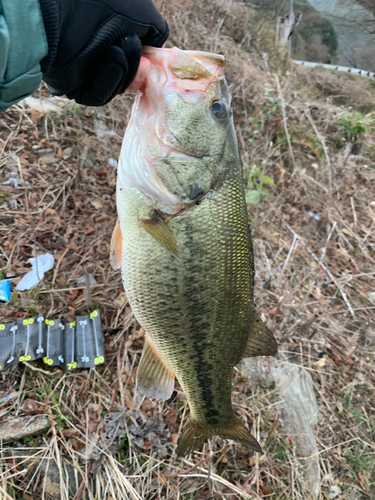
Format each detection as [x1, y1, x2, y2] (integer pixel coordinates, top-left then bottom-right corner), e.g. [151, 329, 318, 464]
[66, 240, 79, 251]
[44, 477, 61, 497]
[114, 292, 128, 309]
[90, 199, 103, 210]
[20, 398, 47, 415]
[164, 408, 179, 429]
[60, 428, 80, 439]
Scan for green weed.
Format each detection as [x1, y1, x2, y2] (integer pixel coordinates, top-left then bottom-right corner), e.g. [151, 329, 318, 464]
[260, 86, 281, 119]
[185, 493, 197, 500]
[36, 386, 51, 397]
[273, 437, 293, 462]
[0, 192, 12, 205]
[336, 112, 374, 144]
[118, 436, 129, 463]
[345, 444, 375, 483]
[23, 436, 39, 447]
[342, 394, 367, 423]
[9, 293, 20, 306]
[247, 86, 282, 149]
[277, 130, 299, 154]
[28, 306, 39, 317]
[244, 163, 275, 205]
[305, 133, 325, 157]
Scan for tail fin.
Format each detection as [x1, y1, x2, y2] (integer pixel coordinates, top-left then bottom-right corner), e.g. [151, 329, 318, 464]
[176, 417, 262, 456]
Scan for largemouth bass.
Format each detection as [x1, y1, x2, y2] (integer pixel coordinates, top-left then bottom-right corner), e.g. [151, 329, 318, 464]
[111, 47, 277, 456]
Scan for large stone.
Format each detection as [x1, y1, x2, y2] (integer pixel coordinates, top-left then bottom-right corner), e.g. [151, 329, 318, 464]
[241, 356, 320, 498]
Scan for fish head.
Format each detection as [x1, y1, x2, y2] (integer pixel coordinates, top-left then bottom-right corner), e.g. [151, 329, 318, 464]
[119, 47, 235, 213]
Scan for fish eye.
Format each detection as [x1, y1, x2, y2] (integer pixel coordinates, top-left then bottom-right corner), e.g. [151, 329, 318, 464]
[212, 100, 227, 120]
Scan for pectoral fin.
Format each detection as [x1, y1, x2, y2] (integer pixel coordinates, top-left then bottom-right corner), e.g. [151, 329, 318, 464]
[110, 218, 122, 270]
[139, 215, 178, 257]
[136, 336, 175, 401]
[243, 312, 278, 358]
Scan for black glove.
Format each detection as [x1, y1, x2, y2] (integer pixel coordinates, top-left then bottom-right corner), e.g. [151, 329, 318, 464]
[39, 0, 169, 106]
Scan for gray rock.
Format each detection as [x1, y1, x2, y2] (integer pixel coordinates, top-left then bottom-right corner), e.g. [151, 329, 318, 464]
[241, 356, 320, 498]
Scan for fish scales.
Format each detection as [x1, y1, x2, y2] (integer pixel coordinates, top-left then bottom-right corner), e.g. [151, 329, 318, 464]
[118, 167, 251, 423]
[113, 47, 277, 455]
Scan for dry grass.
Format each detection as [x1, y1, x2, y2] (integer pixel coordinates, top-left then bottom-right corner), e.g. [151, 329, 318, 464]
[294, 65, 375, 113]
[1, 0, 375, 498]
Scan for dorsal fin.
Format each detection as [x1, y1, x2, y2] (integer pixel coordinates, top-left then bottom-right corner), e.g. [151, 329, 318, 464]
[243, 312, 278, 358]
[110, 218, 122, 270]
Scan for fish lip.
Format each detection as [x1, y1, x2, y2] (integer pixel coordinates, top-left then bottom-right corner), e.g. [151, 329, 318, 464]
[165, 149, 204, 160]
[158, 127, 206, 159]
[162, 150, 225, 175]
[161, 136, 225, 162]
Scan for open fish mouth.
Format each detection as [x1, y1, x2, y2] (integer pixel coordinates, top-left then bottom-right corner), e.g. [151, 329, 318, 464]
[118, 47, 231, 214]
[142, 46, 226, 83]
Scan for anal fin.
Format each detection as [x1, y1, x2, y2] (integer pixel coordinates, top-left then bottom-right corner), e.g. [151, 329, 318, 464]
[139, 214, 178, 257]
[136, 336, 175, 401]
[243, 312, 278, 358]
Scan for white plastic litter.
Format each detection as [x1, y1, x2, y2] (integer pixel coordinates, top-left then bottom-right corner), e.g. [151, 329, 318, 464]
[322, 476, 342, 499]
[76, 274, 97, 287]
[16, 253, 55, 291]
[308, 211, 320, 221]
[21, 96, 67, 113]
[2, 177, 21, 187]
[8, 199, 20, 209]
[108, 158, 118, 167]
[328, 485, 342, 498]
[94, 120, 117, 138]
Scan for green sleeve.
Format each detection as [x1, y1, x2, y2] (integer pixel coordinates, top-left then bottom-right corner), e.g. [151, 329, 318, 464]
[0, 0, 48, 112]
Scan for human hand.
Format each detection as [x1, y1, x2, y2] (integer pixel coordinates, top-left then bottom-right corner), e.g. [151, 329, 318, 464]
[39, 0, 168, 105]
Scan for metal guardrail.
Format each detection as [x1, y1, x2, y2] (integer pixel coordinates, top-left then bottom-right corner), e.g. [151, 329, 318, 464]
[293, 60, 375, 78]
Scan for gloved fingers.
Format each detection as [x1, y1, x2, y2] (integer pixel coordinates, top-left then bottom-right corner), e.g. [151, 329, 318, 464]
[66, 46, 128, 106]
[47, 35, 142, 106]
[40, 0, 169, 105]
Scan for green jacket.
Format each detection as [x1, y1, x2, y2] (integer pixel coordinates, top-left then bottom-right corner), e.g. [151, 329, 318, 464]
[0, 0, 48, 112]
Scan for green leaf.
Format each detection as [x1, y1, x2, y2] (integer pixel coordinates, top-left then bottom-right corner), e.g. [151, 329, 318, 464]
[246, 190, 262, 205]
[261, 175, 275, 185]
[250, 165, 261, 177]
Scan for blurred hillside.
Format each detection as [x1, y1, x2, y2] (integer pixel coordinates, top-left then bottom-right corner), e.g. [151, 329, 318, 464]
[252, 0, 375, 70]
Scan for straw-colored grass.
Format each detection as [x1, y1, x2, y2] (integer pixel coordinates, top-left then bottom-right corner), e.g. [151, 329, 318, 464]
[1, 0, 375, 498]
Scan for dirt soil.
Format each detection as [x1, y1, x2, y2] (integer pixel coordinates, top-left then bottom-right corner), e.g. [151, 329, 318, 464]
[0, 1, 375, 499]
